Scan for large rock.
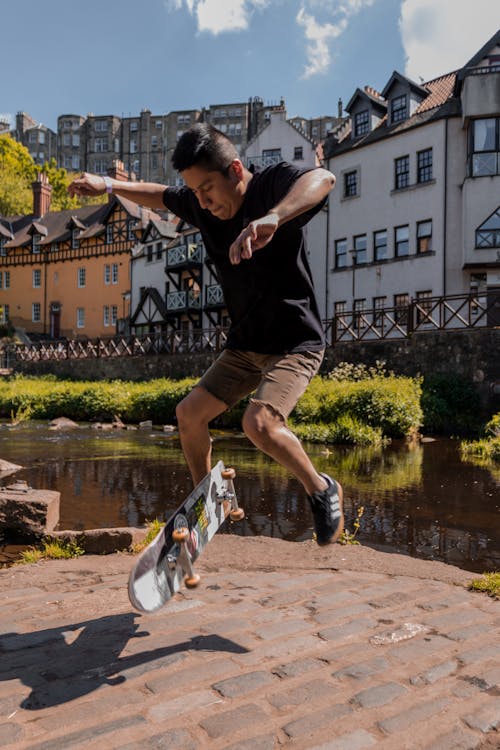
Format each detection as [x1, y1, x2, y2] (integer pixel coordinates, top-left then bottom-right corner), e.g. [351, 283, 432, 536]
[50, 527, 148, 554]
[0, 481, 60, 540]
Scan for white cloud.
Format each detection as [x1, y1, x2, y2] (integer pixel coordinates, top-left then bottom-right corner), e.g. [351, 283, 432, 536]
[297, 0, 375, 79]
[400, 0, 499, 82]
[168, 0, 269, 35]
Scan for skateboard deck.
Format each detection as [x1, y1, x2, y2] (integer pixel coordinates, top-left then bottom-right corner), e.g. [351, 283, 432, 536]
[128, 460, 243, 613]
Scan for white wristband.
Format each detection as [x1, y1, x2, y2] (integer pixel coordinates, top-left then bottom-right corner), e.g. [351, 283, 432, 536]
[103, 176, 113, 194]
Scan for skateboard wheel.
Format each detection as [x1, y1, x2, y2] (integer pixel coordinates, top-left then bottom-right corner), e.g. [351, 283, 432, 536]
[172, 527, 189, 543]
[221, 468, 236, 480]
[185, 574, 201, 588]
[230, 508, 245, 521]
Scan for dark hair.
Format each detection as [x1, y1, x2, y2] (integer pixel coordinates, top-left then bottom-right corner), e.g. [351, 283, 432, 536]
[171, 123, 239, 173]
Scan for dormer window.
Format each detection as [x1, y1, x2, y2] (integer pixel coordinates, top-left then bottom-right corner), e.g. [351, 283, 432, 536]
[71, 228, 80, 249]
[32, 234, 41, 254]
[354, 110, 369, 137]
[391, 94, 407, 124]
[0, 239, 5, 257]
[106, 224, 114, 244]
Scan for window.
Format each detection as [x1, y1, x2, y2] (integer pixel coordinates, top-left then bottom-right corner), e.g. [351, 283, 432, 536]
[111, 305, 118, 326]
[103, 305, 110, 326]
[151, 154, 158, 170]
[112, 263, 119, 284]
[72, 134, 80, 147]
[72, 155, 80, 170]
[4, 271, 10, 288]
[373, 296, 387, 327]
[95, 137, 108, 152]
[95, 120, 108, 132]
[391, 94, 407, 124]
[127, 220, 137, 241]
[354, 110, 369, 137]
[155, 120, 162, 129]
[0, 240, 5, 257]
[130, 122, 138, 132]
[151, 136, 158, 148]
[0, 304, 9, 323]
[374, 230, 387, 261]
[395, 225, 409, 257]
[32, 235, 41, 254]
[93, 160, 107, 174]
[353, 298, 367, 330]
[106, 224, 114, 244]
[76, 308, 85, 328]
[470, 117, 499, 176]
[146, 245, 153, 263]
[476, 207, 500, 248]
[394, 155, 410, 189]
[334, 301, 347, 322]
[156, 242, 163, 260]
[33, 269, 41, 288]
[394, 293, 409, 325]
[353, 234, 367, 264]
[335, 239, 347, 269]
[293, 146, 303, 160]
[32, 302, 41, 322]
[77, 267, 86, 288]
[417, 220, 433, 253]
[71, 229, 80, 249]
[417, 148, 433, 183]
[262, 149, 281, 165]
[416, 290, 433, 324]
[470, 273, 487, 317]
[344, 170, 358, 198]
[63, 133, 71, 146]
[104, 264, 111, 284]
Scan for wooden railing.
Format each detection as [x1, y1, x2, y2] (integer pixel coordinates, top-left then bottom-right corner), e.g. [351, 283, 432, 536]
[6, 293, 500, 363]
[325, 293, 500, 344]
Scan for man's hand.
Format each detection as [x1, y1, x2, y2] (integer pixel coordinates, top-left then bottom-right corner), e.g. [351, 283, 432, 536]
[229, 213, 279, 265]
[68, 173, 107, 198]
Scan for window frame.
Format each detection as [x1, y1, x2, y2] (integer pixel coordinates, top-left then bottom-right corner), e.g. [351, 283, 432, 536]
[417, 148, 433, 183]
[391, 94, 407, 124]
[334, 238, 347, 269]
[77, 267, 86, 288]
[354, 109, 370, 137]
[373, 229, 387, 262]
[76, 307, 85, 328]
[395, 225, 410, 257]
[32, 302, 41, 323]
[394, 155, 410, 190]
[417, 220, 433, 254]
[343, 170, 358, 198]
[33, 269, 42, 289]
[353, 234, 367, 265]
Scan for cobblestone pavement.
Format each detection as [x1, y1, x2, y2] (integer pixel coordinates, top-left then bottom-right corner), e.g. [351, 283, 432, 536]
[0, 536, 499, 750]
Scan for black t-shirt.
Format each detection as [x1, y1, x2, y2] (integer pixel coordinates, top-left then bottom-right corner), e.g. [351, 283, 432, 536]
[162, 162, 326, 354]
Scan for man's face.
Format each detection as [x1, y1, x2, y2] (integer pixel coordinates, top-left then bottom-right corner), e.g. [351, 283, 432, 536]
[181, 162, 244, 220]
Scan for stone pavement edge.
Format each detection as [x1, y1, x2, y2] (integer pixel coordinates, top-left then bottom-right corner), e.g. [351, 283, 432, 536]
[0, 535, 499, 750]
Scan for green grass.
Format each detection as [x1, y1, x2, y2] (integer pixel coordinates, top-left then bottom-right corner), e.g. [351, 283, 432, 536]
[17, 538, 84, 564]
[131, 519, 165, 553]
[469, 572, 500, 599]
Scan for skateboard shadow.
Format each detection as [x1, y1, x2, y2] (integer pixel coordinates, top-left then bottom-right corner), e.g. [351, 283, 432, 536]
[0, 613, 248, 710]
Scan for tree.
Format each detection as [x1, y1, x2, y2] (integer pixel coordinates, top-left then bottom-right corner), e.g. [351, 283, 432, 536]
[0, 135, 36, 215]
[0, 135, 106, 216]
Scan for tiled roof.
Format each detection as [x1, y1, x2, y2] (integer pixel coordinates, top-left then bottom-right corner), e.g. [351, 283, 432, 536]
[1, 196, 163, 250]
[415, 73, 457, 114]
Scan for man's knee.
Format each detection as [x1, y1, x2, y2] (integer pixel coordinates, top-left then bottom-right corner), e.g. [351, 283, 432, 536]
[176, 387, 226, 430]
[242, 402, 280, 445]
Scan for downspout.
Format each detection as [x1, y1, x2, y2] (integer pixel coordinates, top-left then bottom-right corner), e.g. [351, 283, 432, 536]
[443, 117, 448, 296]
[43, 254, 48, 335]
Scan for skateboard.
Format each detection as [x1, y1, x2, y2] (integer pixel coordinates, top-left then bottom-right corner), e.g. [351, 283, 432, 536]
[128, 461, 244, 613]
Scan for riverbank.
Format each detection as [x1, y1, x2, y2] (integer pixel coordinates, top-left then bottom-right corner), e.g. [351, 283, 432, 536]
[1, 536, 499, 750]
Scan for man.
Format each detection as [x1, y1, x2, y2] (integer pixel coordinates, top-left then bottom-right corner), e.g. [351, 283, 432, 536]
[69, 123, 343, 545]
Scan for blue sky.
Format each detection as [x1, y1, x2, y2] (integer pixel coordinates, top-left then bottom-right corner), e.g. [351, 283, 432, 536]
[1, 0, 498, 131]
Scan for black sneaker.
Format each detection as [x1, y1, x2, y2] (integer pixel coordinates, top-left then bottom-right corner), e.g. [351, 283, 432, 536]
[308, 473, 344, 545]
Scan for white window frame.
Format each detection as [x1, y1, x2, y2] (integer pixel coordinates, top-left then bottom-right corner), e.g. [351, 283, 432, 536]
[103, 305, 110, 326]
[32, 302, 41, 322]
[33, 269, 42, 288]
[111, 263, 119, 284]
[77, 267, 86, 288]
[76, 307, 85, 328]
[104, 264, 111, 285]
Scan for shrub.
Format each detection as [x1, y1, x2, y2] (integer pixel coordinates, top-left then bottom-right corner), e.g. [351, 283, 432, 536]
[421, 374, 482, 435]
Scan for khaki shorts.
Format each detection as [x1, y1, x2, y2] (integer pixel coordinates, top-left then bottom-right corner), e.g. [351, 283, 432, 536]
[197, 348, 324, 421]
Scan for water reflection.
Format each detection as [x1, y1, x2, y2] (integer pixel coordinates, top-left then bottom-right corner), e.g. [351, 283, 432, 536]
[0, 423, 498, 573]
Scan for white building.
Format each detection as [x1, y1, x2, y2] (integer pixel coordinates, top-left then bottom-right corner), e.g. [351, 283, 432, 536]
[323, 30, 500, 334]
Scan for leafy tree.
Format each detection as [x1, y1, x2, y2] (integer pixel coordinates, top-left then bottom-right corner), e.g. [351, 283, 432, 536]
[0, 135, 106, 216]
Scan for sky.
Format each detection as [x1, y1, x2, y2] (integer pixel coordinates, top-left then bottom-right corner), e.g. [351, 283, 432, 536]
[1, 0, 498, 131]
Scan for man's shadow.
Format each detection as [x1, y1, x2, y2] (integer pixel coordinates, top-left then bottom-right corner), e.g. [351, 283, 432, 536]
[0, 613, 248, 710]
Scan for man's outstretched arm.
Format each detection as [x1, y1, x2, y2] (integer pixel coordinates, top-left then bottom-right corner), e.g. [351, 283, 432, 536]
[229, 168, 335, 265]
[68, 173, 168, 210]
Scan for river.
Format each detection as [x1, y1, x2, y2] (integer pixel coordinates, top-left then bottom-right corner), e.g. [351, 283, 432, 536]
[0, 422, 498, 573]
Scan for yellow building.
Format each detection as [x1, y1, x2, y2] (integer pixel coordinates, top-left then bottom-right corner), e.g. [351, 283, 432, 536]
[0, 172, 159, 340]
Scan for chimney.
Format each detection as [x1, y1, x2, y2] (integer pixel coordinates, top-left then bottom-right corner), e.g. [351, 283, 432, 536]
[32, 172, 52, 218]
[107, 160, 129, 182]
[338, 98, 343, 118]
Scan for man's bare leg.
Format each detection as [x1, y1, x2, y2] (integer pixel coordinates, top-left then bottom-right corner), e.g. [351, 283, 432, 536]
[175, 386, 228, 486]
[241, 401, 327, 495]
